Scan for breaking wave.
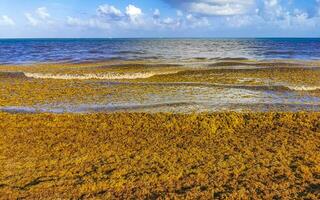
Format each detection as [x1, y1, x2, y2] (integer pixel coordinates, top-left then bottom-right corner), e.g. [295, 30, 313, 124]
[19, 72, 320, 92]
[23, 71, 179, 80]
[286, 86, 320, 91]
[99, 81, 320, 92]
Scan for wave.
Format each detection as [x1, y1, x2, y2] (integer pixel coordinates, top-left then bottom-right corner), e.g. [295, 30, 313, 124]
[0, 102, 196, 113]
[100, 81, 291, 91]
[100, 81, 320, 92]
[2, 102, 320, 114]
[208, 61, 303, 68]
[216, 57, 249, 61]
[23, 71, 179, 80]
[13, 72, 320, 92]
[81, 102, 196, 112]
[116, 50, 146, 55]
[287, 86, 320, 91]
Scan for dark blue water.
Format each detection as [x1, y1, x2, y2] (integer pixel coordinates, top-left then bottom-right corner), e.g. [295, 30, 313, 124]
[0, 38, 319, 64]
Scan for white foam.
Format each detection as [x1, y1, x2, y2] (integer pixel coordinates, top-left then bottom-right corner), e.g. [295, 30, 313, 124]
[287, 86, 320, 91]
[24, 71, 178, 80]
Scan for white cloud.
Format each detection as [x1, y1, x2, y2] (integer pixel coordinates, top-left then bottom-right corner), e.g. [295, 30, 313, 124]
[144, 6, 210, 30]
[67, 16, 110, 29]
[225, 15, 256, 27]
[186, 14, 210, 27]
[153, 9, 160, 19]
[125, 4, 142, 16]
[264, 0, 278, 7]
[25, 13, 39, 26]
[36, 7, 50, 20]
[125, 4, 143, 24]
[66, 3, 215, 31]
[97, 4, 123, 20]
[160, 0, 320, 31]
[25, 7, 52, 26]
[293, 9, 309, 23]
[257, 0, 319, 29]
[162, 17, 181, 28]
[262, 0, 285, 20]
[0, 15, 15, 26]
[153, 12, 211, 29]
[163, 0, 255, 16]
[67, 4, 145, 30]
[62, 1, 320, 35]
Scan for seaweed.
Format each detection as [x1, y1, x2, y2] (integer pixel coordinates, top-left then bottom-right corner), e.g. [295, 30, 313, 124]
[0, 112, 319, 199]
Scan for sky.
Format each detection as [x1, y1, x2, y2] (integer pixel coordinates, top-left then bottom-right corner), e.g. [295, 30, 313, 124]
[0, 0, 320, 38]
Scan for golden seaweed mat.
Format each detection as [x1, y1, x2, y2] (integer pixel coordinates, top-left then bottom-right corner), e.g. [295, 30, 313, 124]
[0, 112, 319, 199]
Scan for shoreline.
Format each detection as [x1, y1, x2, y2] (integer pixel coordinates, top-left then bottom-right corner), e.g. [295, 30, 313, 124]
[1, 59, 320, 113]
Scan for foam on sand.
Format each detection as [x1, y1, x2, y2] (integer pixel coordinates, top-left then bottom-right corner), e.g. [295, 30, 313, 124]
[287, 85, 320, 91]
[23, 71, 179, 80]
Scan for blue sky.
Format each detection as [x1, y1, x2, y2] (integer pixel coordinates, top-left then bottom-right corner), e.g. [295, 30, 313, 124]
[0, 0, 319, 38]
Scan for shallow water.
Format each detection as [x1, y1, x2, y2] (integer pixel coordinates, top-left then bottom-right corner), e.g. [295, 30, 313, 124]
[1, 83, 319, 113]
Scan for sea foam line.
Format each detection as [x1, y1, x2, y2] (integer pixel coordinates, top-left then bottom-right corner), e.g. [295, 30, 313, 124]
[23, 71, 178, 80]
[286, 86, 320, 91]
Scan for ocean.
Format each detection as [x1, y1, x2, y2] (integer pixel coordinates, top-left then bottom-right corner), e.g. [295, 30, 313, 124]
[0, 38, 320, 64]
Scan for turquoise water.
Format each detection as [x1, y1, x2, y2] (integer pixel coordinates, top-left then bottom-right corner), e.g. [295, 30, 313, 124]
[0, 38, 319, 64]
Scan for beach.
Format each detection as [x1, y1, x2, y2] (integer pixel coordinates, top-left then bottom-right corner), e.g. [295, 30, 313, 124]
[0, 38, 320, 199]
[0, 58, 320, 199]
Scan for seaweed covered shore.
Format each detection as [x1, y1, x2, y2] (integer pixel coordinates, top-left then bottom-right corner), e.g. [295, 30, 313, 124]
[0, 60, 320, 199]
[0, 112, 319, 199]
[1, 60, 320, 113]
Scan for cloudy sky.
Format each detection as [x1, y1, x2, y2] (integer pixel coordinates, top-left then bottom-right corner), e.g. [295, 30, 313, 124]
[0, 0, 319, 38]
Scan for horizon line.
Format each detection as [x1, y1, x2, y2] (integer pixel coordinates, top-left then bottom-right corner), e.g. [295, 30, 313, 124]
[0, 37, 320, 40]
